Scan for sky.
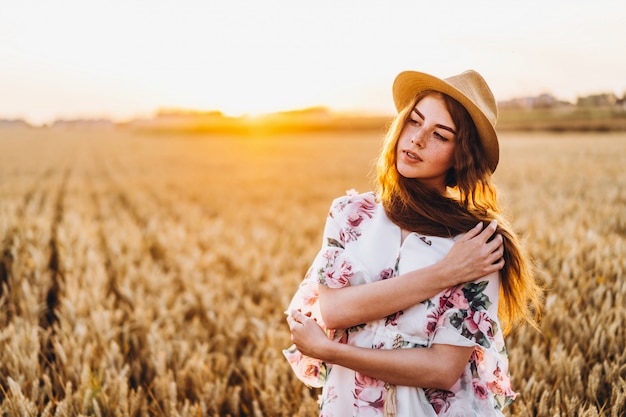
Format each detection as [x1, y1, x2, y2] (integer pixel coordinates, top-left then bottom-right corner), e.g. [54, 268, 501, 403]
[1, 0, 625, 125]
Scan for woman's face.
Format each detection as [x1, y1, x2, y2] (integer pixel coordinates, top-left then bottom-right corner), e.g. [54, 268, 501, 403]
[396, 94, 457, 192]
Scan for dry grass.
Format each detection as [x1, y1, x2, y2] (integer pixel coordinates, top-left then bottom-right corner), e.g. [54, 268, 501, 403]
[0, 127, 624, 416]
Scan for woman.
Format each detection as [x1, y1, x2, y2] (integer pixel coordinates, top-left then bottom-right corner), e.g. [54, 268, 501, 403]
[284, 69, 542, 416]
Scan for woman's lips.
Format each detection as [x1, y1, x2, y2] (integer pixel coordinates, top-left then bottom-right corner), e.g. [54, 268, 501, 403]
[403, 150, 422, 162]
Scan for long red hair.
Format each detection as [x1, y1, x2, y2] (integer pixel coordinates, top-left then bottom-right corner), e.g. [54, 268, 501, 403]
[376, 90, 542, 333]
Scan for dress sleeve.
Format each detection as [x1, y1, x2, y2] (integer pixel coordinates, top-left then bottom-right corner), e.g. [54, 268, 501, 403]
[282, 196, 354, 388]
[427, 272, 517, 409]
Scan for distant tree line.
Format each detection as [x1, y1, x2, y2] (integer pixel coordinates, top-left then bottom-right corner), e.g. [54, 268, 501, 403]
[499, 92, 626, 110]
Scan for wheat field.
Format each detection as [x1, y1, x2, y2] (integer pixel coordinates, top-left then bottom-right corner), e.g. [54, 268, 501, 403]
[0, 126, 624, 416]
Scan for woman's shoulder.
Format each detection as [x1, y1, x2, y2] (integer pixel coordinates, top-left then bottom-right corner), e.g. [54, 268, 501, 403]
[328, 190, 378, 218]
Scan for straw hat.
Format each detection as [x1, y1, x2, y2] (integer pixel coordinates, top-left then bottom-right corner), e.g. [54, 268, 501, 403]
[392, 69, 499, 172]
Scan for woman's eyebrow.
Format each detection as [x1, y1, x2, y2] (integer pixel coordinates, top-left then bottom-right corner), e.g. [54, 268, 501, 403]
[412, 107, 424, 119]
[412, 107, 457, 134]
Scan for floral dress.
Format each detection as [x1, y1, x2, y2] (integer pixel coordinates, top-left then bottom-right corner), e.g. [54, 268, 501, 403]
[283, 191, 517, 417]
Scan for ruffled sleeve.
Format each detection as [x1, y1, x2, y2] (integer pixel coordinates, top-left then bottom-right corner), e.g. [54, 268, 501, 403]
[283, 194, 360, 388]
[427, 272, 517, 410]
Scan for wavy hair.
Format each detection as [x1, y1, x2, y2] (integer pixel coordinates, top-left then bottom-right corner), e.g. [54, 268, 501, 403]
[376, 90, 542, 333]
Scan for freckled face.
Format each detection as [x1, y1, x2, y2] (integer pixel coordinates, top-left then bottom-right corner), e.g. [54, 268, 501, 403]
[396, 94, 457, 192]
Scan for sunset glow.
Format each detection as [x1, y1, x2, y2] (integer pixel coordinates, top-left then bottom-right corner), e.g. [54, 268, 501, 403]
[1, 0, 625, 125]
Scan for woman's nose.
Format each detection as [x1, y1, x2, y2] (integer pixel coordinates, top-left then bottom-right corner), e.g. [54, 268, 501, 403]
[410, 130, 426, 148]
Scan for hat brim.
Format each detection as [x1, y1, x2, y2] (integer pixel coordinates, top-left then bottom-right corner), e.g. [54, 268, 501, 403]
[392, 71, 499, 172]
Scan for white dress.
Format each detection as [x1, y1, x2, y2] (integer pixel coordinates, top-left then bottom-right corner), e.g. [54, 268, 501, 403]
[284, 191, 516, 416]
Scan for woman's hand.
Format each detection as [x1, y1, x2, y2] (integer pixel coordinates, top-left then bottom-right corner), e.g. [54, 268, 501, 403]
[287, 310, 332, 360]
[288, 310, 474, 389]
[440, 220, 504, 286]
[315, 221, 505, 330]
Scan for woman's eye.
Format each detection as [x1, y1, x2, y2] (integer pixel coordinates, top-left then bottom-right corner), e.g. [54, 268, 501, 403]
[434, 132, 449, 141]
[409, 118, 421, 126]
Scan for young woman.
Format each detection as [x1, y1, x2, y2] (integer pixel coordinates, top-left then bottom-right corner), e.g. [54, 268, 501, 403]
[284, 69, 542, 416]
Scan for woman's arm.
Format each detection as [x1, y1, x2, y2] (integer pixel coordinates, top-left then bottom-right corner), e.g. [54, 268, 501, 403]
[288, 309, 474, 390]
[319, 220, 504, 329]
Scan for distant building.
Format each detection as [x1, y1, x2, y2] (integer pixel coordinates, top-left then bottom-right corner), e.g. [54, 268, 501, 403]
[51, 119, 115, 129]
[0, 119, 31, 128]
[577, 93, 618, 107]
[498, 94, 571, 110]
[499, 92, 626, 110]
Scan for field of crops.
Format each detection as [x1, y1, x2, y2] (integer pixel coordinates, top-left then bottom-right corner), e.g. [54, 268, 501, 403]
[0, 126, 624, 416]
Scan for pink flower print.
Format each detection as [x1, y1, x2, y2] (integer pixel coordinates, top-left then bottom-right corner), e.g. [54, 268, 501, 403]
[487, 364, 515, 398]
[346, 211, 366, 227]
[346, 196, 376, 227]
[296, 355, 322, 381]
[285, 346, 303, 366]
[425, 389, 454, 414]
[320, 385, 338, 414]
[385, 310, 403, 326]
[471, 347, 484, 365]
[425, 304, 444, 336]
[300, 283, 319, 308]
[355, 372, 382, 388]
[339, 227, 360, 243]
[283, 346, 324, 388]
[439, 286, 468, 310]
[372, 341, 385, 350]
[326, 385, 339, 403]
[425, 319, 437, 336]
[346, 204, 374, 227]
[333, 193, 377, 229]
[447, 289, 470, 309]
[472, 378, 490, 400]
[324, 260, 354, 288]
[438, 287, 454, 309]
[493, 365, 502, 379]
[464, 311, 494, 337]
[378, 268, 394, 281]
[354, 372, 385, 414]
[334, 199, 348, 213]
[322, 249, 338, 261]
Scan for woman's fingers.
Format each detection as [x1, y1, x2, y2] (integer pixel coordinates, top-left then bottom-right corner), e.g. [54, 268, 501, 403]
[443, 220, 506, 284]
[286, 314, 297, 330]
[479, 222, 503, 267]
[456, 221, 484, 242]
[291, 309, 306, 321]
[457, 220, 497, 245]
[478, 220, 498, 243]
[484, 235, 505, 272]
[287, 311, 305, 343]
[288, 309, 309, 329]
[487, 233, 503, 255]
